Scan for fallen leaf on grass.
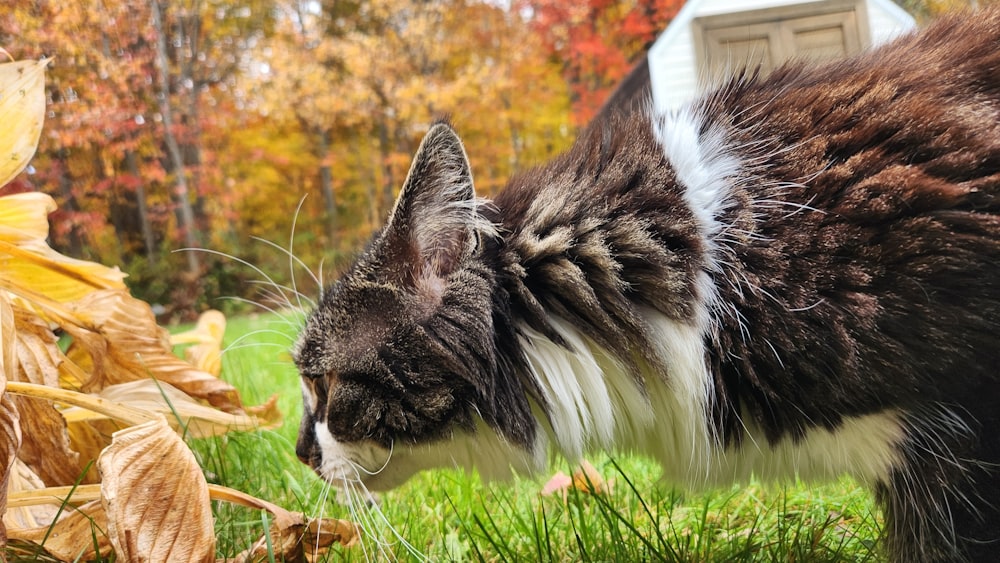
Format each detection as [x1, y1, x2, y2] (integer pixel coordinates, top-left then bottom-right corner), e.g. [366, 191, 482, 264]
[213, 484, 360, 561]
[540, 459, 612, 501]
[171, 309, 226, 376]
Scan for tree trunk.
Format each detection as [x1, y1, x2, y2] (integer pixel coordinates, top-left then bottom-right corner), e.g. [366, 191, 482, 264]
[377, 119, 395, 219]
[318, 127, 337, 243]
[56, 150, 85, 258]
[151, 0, 200, 274]
[180, 9, 207, 228]
[126, 150, 157, 262]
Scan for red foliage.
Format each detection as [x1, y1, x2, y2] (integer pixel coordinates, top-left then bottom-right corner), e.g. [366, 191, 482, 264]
[520, 0, 683, 124]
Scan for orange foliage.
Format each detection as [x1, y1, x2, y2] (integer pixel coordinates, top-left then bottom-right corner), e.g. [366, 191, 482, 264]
[0, 0, 686, 318]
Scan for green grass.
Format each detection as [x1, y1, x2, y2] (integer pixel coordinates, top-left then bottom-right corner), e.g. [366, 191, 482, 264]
[199, 313, 884, 562]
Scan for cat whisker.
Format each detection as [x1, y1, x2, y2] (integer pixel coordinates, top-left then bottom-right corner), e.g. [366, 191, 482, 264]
[244, 279, 315, 312]
[786, 298, 826, 313]
[250, 234, 322, 310]
[178, 247, 308, 314]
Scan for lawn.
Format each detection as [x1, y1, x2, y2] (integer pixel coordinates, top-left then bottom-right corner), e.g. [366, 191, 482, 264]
[201, 312, 884, 561]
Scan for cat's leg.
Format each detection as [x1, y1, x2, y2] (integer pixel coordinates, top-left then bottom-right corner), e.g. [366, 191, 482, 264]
[877, 404, 1000, 563]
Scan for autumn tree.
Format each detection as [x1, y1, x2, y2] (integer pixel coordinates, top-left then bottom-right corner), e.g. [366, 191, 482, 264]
[519, 0, 682, 124]
[1, 0, 578, 318]
[255, 0, 574, 267]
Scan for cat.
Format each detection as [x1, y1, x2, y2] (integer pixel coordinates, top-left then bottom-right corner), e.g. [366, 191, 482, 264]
[293, 9, 1000, 562]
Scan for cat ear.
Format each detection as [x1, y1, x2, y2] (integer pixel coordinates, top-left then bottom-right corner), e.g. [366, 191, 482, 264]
[382, 122, 490, 289]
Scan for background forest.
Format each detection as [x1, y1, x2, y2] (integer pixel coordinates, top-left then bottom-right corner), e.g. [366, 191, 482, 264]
[0, 0, 976, 322]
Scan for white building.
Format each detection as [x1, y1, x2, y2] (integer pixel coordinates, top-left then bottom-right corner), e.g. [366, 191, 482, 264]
[647, 0, 917, 112]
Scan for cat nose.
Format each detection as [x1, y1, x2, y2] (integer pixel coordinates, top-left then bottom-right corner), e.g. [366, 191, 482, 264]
[295, 441, 312, 465]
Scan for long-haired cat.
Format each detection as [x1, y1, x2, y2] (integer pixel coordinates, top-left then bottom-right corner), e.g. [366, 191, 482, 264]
[293, 9, 1000, 562]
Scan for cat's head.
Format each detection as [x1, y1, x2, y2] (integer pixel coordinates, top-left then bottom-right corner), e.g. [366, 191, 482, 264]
[293, 123, 542, 490]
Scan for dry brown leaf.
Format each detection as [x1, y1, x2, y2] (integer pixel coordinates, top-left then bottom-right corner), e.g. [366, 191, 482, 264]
[231, 515, 361, 563]
[0, 395, 20, 549]
[8, 484, 360, 563]
[6, 499, 113, 561]
[3, 459, 59, 531]
[61, 379, 282, 438]
[99, 417, 215, 562]
[171, 309, 226, 376]
[66, 289, 242, 410]
[10, 308, 81, 486]
[211, 485, 360, 562]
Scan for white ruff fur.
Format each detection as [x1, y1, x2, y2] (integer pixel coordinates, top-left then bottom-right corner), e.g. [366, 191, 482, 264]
[521, 310, 905, 489]
[515, 104, 906, 489]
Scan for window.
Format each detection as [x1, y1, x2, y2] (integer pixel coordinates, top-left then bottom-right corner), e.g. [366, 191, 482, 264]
[692, 0, 870, 82]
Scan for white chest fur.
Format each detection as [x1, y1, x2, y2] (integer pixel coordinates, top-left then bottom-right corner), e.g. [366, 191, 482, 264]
[519, 312, 905, 489]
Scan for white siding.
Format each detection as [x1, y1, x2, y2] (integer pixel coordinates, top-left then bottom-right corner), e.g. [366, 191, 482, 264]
[648, 0, 916, 112]
[867, 0, 916, 43]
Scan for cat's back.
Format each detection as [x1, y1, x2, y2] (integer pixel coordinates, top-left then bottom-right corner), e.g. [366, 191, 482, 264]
[490, 7, 1000, 441]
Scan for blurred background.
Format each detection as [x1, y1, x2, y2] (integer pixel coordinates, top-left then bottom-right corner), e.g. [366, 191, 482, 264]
[0, 0, 974, 322]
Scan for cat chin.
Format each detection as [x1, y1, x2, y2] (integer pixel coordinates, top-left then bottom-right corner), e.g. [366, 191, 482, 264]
[313, 417, 548, 491]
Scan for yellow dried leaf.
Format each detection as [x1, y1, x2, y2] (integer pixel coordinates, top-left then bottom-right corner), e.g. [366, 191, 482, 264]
[0, 192, 126, 308]
[0, 58, 48, 188]
[98, 417, 215, 562]
[171, 309, 226, 376]
[0, 239, 127, 304]
[0, 192, 55, 244]
[66, 290, 242, 410]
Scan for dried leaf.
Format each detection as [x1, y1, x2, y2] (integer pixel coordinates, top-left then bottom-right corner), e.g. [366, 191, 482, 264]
[6, 499, 112, 561]
[171, 309, 226, 376]
[0, 192, 56, 243]
[66, 290, 242, 410]
[3, 459, 59, 531]
[0, 59, 48, 188]
[9, 484, 360, 562]
[211, 485, 360, 562]
[0, 191, 126, 309]
[0, 292, 21, 549]
[61, 380, 282, 438]
[0, 239, 127, 307]
[540, 471, 573, 497]
[11, 308, 81, 486]
[539, 460, 611, 500]
[572, 459, 610, 495]
[0, 395, 20, 549]
[99, 417, 215, 562]
[233, 515, 360, 562]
